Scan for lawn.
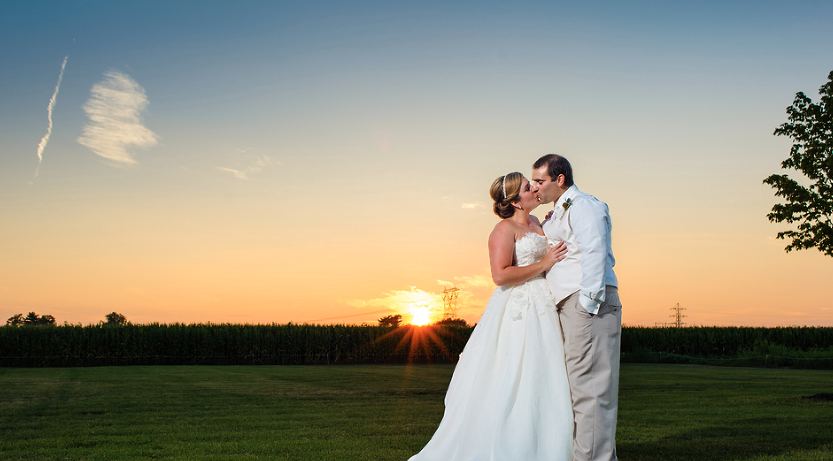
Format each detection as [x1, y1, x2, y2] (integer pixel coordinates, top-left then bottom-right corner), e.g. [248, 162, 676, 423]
[0, 364, 831, 460]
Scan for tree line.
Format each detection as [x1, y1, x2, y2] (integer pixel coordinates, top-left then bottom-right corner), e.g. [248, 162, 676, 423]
[6, 312, 127, 327]
[377, 314, 468, 327]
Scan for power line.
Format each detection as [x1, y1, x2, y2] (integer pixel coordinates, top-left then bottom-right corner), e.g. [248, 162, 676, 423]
[656, 303, 686, 327]
[688, 309, 832, 319]
[646, 303, 832, 320]
[299, 309, 392, 324]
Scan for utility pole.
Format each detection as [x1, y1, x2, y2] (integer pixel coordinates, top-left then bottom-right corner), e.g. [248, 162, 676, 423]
[442, 287, 460, 320]
[670, 303, 686, 328]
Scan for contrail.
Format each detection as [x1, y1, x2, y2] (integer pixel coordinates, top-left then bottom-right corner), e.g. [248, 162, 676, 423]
[34, 55, 68, 178]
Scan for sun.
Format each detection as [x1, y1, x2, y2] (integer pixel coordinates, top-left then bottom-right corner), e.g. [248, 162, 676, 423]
[410, 307, 432, 326]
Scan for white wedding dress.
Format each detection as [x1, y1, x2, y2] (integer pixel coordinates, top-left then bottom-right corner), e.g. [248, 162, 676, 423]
[409, 232, 573, 461]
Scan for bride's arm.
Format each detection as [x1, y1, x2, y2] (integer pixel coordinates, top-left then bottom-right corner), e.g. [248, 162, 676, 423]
[488, 224, 565, 287]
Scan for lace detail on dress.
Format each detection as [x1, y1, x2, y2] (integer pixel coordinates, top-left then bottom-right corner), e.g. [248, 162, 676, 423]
[514, 233, 548, 267]
[508, 233, 557, 321]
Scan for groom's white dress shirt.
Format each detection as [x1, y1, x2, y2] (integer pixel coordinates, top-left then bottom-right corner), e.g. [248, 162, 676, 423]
[543, 184, 618, 315]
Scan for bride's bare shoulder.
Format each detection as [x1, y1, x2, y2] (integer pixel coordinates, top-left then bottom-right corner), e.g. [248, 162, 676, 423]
[492, 218, 514, 232]
[490, 219, 517, 241]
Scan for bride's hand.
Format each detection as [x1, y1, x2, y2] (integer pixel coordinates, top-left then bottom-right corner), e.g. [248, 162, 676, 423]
[540, 241, 567, 271]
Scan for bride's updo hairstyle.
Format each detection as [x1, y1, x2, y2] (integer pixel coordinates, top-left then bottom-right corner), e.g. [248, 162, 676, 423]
[490, 172, 523, 219]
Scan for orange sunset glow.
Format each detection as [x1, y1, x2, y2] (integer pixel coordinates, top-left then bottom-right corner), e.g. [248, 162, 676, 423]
[2, 3, 833, 329]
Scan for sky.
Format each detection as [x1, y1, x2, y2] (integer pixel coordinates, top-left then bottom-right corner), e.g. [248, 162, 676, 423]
[2, 0, 833, 328]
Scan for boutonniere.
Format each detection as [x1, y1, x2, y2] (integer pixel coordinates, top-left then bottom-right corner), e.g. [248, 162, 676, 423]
[559, 198, 572, 221]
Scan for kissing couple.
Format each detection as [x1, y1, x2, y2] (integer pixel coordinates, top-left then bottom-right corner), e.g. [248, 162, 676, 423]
[409, 154, 622, 461]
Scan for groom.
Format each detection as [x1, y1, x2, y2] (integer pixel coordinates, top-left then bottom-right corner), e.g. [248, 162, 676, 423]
[531, 154, 622, 461]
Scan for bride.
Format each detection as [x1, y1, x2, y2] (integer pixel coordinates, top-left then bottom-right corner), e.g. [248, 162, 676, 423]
[408, 172, 574, 461]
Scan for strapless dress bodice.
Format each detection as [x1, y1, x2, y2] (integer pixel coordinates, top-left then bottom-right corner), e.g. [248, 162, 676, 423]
[515, 232, 549, 267]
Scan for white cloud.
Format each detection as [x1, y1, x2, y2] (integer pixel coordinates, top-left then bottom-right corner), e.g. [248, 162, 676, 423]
[462, 202, 484, 209]
[217, 167, 248, 180]
[77, 70, 157, 166]
[347, 287, 443, 315]
[34, 56, 68, 179]
[250, 155, 275, 172]
[452, 274, 493, 288]
[217, 149, 277, 180]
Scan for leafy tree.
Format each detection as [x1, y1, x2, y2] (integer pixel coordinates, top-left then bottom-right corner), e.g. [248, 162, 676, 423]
[764, 70, 833, 257]
[378, 314, 402, 327]
[23, 312, 41, 325]
[5, 313, 24, 327]
[105, 312, 127, 326]
[434, 318, 468, 327]
[39, 315, 56, 325]
[20, 312, 56, 326]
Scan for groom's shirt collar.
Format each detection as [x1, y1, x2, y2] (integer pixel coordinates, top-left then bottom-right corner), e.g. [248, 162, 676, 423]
[554, 184, 580, 210]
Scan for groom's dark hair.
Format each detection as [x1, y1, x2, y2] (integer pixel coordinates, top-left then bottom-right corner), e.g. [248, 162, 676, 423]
[533, 154, 574, 187]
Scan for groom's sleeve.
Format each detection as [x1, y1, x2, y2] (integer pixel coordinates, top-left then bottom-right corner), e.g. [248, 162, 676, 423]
[570, 198, 609, 315]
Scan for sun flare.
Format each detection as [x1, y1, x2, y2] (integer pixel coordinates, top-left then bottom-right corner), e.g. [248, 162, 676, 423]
[410, 307, 432, 326]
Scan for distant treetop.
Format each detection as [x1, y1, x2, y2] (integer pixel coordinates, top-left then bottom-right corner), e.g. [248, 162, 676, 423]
[378, 314, 402, 327]
[104, 312, 128, 326]
[5, 312, 56, 327]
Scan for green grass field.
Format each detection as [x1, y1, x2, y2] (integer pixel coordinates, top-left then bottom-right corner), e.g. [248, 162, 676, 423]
[1, 364, 831, 460]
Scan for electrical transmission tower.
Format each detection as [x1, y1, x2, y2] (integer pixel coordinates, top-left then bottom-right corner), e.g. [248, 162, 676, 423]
[442, 287, 460, 320]
[670, 303, 686, 328]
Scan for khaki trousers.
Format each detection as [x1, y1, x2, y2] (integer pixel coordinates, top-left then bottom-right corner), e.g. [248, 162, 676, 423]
[557, 286, 622, 461]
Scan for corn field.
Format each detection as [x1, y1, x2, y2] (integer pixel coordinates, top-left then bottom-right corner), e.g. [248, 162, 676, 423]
[1, 324, 832, 368]
[0, 323, 473, 367]
[620, 326, 833, 369]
